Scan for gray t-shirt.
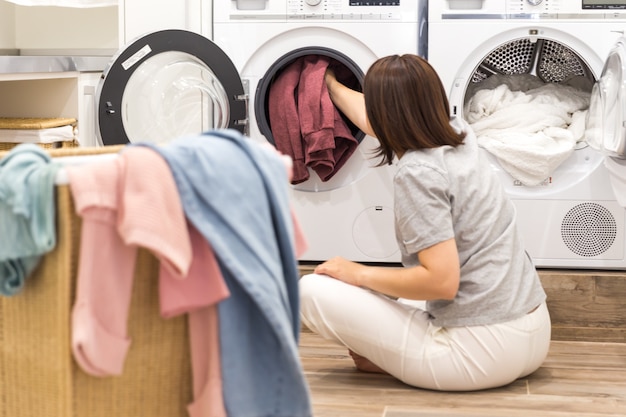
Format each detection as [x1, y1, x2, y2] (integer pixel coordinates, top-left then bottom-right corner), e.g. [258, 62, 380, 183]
[393, 117, 546, 327]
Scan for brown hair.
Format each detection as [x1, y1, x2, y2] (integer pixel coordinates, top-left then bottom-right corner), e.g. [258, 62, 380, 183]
[363, 54, 466, 165]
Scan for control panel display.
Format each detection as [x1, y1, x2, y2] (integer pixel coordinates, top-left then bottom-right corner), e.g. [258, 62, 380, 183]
[349, 1, 399, 5]
[582, 0, 626, 8]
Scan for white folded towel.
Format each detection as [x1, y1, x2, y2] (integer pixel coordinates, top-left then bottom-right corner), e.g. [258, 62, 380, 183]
[0, 125, 75, 144]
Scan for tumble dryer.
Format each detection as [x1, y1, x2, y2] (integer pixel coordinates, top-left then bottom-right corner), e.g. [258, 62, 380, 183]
[428, 0, 626, 269]
[212, 0, 428, 263]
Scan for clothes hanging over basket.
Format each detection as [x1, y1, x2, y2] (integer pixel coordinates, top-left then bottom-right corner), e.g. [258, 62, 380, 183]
[0, 135, 312, 417]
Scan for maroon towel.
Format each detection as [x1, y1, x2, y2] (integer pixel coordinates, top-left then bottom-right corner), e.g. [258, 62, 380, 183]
[297, 55, 335, 177]
[268, 57, 309, 184]
[268, 55, 359, 184]
[297, 56, 358, 182]
[312, 103, 358, 182]
[323, 59, 360, 181]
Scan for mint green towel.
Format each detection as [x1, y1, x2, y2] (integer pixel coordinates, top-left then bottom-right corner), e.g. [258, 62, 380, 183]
[0, 144, 61, 296]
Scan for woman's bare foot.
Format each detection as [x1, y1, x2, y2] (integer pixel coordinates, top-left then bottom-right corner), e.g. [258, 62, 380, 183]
[348, 350, 389, 374]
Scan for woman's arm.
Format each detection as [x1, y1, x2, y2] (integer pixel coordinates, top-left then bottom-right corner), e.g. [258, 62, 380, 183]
[313, 238, 461, 301]
[325, 70, 376, 138]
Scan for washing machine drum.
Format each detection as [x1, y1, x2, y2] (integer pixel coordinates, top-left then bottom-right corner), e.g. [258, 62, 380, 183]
[97, 29, 246, 146]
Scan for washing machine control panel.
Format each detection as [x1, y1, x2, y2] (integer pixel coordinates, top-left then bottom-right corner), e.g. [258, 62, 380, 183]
[287, 0, 408, 20]
[429, 0, 626, 19]
[349, 1, 400, 5]
[583, 0, 626, 9]
[215, 0, 418, 22]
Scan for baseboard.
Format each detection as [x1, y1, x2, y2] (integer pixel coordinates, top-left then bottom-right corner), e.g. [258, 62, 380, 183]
[538, 269, 626, 343]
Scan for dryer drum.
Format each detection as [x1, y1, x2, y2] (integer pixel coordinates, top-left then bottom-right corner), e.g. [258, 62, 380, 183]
[462, 36, 598, 188]
[468, 38, 594, 91]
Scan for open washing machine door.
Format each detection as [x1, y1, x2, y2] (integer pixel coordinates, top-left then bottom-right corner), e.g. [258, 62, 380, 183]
[96, 29, 246, 145]
[586, 37, 626, 207]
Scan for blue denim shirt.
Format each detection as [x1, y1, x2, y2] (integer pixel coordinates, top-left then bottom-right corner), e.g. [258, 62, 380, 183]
[0, 144, 61, 296]
[143, 130, 312, 417]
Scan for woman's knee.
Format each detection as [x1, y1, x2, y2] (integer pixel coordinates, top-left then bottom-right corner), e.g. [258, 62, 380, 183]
[299, 274, 336, 326]
[299, 273, 327, 307]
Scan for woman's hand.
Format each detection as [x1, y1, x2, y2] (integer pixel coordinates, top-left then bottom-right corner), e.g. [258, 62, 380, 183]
[314, 256, 368, 287]
[312, 239, 460, 301]
[322, 67, 375, 138]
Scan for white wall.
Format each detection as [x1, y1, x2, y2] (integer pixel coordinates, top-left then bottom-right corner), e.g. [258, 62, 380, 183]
[120, 0, 213, 44]
[15, 5, 118, 52]
[0, 1, 16, 51]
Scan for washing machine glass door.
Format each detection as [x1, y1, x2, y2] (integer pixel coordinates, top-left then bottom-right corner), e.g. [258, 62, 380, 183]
[96, 29, 246, 145]
[587, 37, 626, 159]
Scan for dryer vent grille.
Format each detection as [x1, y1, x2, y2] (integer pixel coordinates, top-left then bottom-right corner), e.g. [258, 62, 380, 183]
[472, 38, 592, 85]
[560, 203, 617, 257]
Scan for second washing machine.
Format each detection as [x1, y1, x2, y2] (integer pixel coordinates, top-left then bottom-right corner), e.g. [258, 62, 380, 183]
[212, 0, 427, 263]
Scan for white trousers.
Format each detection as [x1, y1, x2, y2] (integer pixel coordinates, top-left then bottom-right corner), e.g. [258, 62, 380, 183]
[299, 273, 551, 391]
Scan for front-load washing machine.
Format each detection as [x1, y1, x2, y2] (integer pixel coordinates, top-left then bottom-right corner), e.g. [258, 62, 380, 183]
[211, 0, 428, 264]
[428, 0, 626, 269]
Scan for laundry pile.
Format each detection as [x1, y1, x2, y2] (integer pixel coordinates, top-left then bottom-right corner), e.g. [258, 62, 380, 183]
[464, 74, 592, 186]
[269, 55, 360, 184]
[0, 132, 313, 417]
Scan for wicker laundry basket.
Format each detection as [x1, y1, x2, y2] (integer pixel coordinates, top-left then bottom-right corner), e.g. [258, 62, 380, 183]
[0, 146, 193, 417]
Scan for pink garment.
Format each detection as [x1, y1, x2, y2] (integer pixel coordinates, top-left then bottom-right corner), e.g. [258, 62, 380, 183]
[268, 58, 309, 183]
[179, 225, 229, 417]
[160, 222, 229, 319]
[67, 146, 192, 377]
[297, 55, 358, 182]
[292, 210, 308, 258]
[187, 306, 225, 417]
[67, 147, 230, 417]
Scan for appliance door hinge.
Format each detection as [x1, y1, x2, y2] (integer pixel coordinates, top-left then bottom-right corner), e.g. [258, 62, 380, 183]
[234, 78, 250, 136]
